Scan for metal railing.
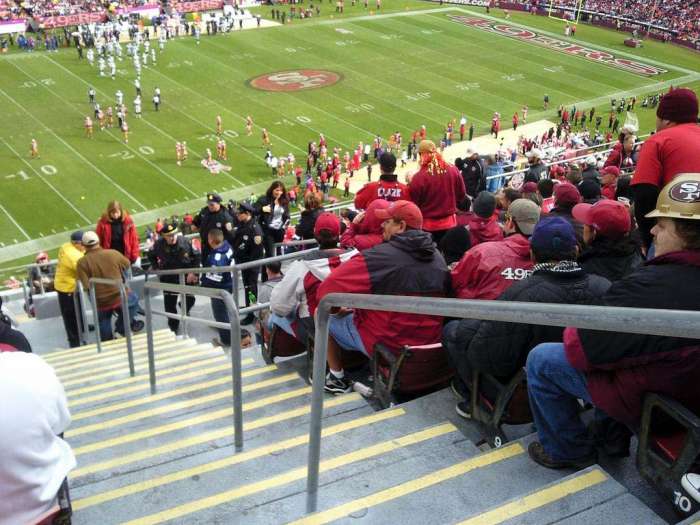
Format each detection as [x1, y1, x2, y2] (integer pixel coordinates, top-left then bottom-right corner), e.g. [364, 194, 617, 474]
[274, 238, 319, 256]
[73, 280, 89, 347]
[142, 280, 260, 451]
[305, 293, 700, 512]
[87, 277, 134, 376]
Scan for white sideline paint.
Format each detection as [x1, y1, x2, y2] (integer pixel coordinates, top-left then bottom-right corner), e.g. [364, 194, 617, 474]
[0, 203, 31, 241]
[0, 137, 91, 223]
[0, 86, 147, 212]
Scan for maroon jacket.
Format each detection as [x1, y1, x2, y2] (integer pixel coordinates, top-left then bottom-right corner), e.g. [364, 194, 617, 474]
[464, 215, 504, 246]
[564, 251, 700, 425]
[318, 229, 450, 356]
[408, 163, 466, 221]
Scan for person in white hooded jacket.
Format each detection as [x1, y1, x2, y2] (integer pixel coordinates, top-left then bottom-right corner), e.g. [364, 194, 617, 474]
[270, 212, 357, 343]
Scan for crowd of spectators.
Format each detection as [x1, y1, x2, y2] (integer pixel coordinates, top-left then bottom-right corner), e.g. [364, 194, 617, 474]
[0, 0, 148, 20]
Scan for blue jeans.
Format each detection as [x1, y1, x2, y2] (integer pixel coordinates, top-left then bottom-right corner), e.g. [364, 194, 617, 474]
[210, 298, 231, 346]
[328, 312, 367, 356]
[270, 312, 296, 337]
[526, 342, 594, 461]
[98, 291, 140, 341]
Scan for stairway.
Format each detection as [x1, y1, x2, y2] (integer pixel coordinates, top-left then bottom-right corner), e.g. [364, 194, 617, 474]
[41, 331, 670, 524]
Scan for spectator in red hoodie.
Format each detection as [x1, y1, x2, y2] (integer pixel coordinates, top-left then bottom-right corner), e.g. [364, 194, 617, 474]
[340, 199, 390, 251]
[95, 200, 141, 264]
[353, 152, 409, 210]
[317, 201, 450, 393]
[451, 199, 541, 300]
[408, 140, 466, 244]
[465, 191, 503, 246]
[599, 166, 620, 200]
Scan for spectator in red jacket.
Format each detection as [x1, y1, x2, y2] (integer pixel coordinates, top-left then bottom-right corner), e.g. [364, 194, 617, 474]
[353, 152, 410, 210]
[632, 88, 700, 249]
[451, 199, 541, 300]
[317, 200, 450, 393]
[408, 140, 466, 244]
[95, 200, 141, 264]
[340, 199, 390, 251]
[599, 166, 620, 200]
[464, 191, 503, 246]
[527, 174, 700, 469]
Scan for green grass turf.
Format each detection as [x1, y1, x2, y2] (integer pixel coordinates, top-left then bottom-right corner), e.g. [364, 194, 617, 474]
[0, 1, 698, 279]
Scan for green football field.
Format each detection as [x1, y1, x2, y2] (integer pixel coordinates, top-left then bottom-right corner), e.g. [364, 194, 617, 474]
[1, 1, 699, 272]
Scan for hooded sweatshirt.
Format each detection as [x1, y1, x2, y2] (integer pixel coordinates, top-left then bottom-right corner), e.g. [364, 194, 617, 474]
[340, 199, 390, 252]
[464, 214, 504, 246]
[318, 229, 450, 355]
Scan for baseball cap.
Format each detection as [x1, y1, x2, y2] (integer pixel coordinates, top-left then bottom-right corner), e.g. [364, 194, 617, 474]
[82, 231, 100, 247]
[573, 199, 631, 239]
[473, 191, 496, 218]
[465, 147, 478, 157]
[207, 193, 222, 204]
[36, 251, 49, 262]
[521, 182, 538, 193]
[585, 155, 597, 166]
[161, 223, 179, 236]
[508, 199, 541, 236]
[374, 200, 423, 229]
[237, 202, 255, 214]
[526, 148, 542, 159]
[379, 152, 396, 172]
[70, 230, 84, 243]
[600, 166, 620, 178]
[313, 212, 341, 237]
[530, 216, 578, 256]
[554, 183, 582, 206]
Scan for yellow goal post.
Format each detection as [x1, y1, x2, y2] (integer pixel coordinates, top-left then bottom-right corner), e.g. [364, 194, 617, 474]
[546, 0, 584, 26]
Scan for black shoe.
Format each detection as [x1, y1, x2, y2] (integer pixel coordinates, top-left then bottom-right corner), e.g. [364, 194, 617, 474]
[240, 314, 255, 326]
[527, 441, 597, 470]
[131, 320, 145, 333]
[324, 372, 352, 394]
[450, 377, 469, 401]
[455, 401, 472, 420]
[588, 419, 631, 458]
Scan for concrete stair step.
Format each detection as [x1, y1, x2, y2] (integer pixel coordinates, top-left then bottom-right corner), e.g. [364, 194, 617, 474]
[43, 329, 174, 362]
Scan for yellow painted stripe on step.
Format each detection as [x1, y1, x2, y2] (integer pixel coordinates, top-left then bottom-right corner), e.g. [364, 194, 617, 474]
[58, 341, 197, 385]
[457, 468, 608, 525]
[68, 356, 253, 407]
[122, 422, 458, 525]
[73, 408, 405, 510]
[288, 443, 526, 525]
[51, 333, 176, 371]
[71, 390, 351, 475]
[66, 347, 228, 398]
[43, 330, 173, 363]
[42, 329, 172, 360]
[69, 368, 287, 433]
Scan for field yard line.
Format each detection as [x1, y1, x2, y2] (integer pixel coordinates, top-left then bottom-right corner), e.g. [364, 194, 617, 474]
[0, 86, 147, 211]
[0, 203, 31, 241]
[201, 39, 373, 143]
[409, 14, 623, 97]
[140, 67, 277, 177]
[527, 73, 700, 120]
[454, 7, 696, 76]
[41, 55, 245, 189]
[0, 137, 91, 223]
[11, 58, 200, 200]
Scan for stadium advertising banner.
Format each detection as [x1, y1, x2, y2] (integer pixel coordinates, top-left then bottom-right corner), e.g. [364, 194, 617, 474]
[173, 0, 225, 13]
[448, 15, 667, 76]
[0, 20, 26, 35]
[37, 12, 107, 29]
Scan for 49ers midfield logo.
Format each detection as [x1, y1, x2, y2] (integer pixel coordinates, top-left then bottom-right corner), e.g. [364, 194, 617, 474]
[448, 15, 667, 77]
[249, 70, 342, 92]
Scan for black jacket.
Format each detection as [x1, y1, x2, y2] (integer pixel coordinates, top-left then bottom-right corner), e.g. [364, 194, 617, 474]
[232, 218, 264, 263]
[255, 195, 290, 232]
[295, 207, 323, 240]
[147, 236, 201, 285]
[0, 319, 32, 353]
[461, 158, 485, 197]
[579, 236, 643, 282]
[464, 262, 610, 379]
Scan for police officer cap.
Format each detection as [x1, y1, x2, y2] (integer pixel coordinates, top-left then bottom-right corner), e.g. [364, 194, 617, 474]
[161, 223, 179, 236]
[207, 193, 222, 204]
[238, 202, 255, 215]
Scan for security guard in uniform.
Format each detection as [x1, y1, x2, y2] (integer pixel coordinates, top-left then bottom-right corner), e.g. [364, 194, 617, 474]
[147, 223, 201, 334]
[192, 193, 235, 261]
[233, 202, 264, 325]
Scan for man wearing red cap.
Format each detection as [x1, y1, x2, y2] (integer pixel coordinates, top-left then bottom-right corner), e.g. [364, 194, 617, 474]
[632, 87, 700, 249]
[270, 212, 356, 343]
[573, 199, 643, 282]
[547, 183, 583, 243]
[317, 201, 450, 393]
[599, 166, 620, 201]
[408, 140, 466, 244]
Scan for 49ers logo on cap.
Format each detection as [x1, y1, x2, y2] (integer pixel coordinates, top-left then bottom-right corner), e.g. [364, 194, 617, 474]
[669, 181, 700, 203]
[249, 70, 341, 92]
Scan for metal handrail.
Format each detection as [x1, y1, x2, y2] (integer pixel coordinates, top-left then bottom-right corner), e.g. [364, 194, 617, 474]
[73, 280, 89, 346]
[143, 280, 246, 451]
[305, 293, 700, 512]
[87, 277, 134, 376]
[274, 238, 319, 256]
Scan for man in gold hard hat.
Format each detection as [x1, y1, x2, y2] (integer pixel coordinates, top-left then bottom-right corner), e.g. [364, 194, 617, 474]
[526, 173, 700, 471]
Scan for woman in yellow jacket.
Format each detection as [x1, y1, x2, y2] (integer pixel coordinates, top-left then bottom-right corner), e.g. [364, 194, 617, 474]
[54, 231, 85, 347]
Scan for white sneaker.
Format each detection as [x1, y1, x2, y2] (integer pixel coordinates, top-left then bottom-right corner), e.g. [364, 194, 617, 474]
[682, 473, 700, 503]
